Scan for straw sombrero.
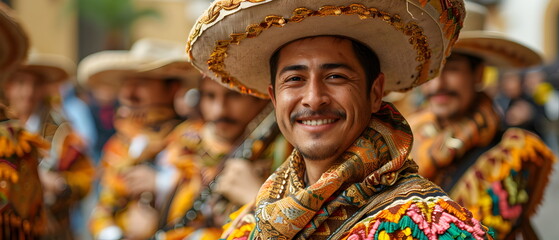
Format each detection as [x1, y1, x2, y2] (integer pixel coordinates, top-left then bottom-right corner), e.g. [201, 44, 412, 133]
[78, 38, 201, 89]
[0, 3, 29, 74]
[187, 0, 466, 98]
[452, 1, 542, 68]
[15, 52, 76, 83]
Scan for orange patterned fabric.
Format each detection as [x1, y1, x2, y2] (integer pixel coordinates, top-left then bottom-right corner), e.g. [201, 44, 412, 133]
[90, 106, 181, 237]
[221, 103, 493, 240]
[0, 120, 48, 239]
[154, 119, 289, 239]
[409, 93, 499, 181]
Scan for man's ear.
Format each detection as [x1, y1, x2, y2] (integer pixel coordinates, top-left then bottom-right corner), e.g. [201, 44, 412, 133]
[370, 73, 385, 113]
[268, 84, 276, 108]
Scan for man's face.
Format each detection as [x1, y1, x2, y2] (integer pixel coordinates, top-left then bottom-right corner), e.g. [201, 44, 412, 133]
[199, 78, 269, 143]
[421, 54, 481, 120]
[4, 70, 47, 117]
[500, 71, 522, 99]
[269, 36, 383, 162]
[118, 75, 177, 109]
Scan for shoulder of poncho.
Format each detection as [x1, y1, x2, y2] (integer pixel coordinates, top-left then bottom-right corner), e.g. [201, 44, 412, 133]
[450, 127, 556, 212]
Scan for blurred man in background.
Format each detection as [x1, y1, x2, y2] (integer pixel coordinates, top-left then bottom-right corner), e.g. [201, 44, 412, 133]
[4, 52, 95, 240]
[409, 2, 557, 239]
[83, 38, 200, 240]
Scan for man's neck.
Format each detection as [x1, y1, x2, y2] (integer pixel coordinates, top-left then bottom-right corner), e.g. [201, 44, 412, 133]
[303, 157, 338, 186]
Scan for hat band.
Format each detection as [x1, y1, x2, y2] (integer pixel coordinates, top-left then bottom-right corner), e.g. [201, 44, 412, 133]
[189, 3, 435, 97]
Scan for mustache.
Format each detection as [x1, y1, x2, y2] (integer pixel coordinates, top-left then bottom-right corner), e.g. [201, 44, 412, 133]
[426, 90, 459, 99]
[212, 117, 238, 125]
[290, 109, 347, 124]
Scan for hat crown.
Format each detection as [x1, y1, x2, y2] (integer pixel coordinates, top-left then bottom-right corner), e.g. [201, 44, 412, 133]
[78, 38, 199, 88]
[462, 1, 487, 31]
[23, 51, 76, 79]
[453, 1, 542, 68]
[130, 38, 187, 63]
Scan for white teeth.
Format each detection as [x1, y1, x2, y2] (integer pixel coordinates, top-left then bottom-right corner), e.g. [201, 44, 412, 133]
[301, 119, 335, 126]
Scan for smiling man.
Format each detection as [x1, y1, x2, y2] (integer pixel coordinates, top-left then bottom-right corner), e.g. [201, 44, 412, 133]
[269, 36, 384, 185]
[185, 0, 493, 239]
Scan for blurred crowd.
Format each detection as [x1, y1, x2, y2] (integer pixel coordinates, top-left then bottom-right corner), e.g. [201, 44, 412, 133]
[1, 0, 559, 240]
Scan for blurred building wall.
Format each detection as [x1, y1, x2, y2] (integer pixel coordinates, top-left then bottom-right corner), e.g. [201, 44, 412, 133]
[486, 0, 557, 62]
[12, 0, 77, 61]
[134, 0, 194, 44]
[10, 0, 210, 62]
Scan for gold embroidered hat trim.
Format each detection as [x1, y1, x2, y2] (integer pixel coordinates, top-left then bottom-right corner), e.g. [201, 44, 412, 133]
[187, 0, 465, 98]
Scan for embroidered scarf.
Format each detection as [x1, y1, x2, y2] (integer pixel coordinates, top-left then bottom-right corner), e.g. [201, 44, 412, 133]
[252, 102, 419, 239]
[409, 92, 500, 188]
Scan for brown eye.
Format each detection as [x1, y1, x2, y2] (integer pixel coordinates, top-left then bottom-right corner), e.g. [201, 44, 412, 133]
[326, 74, 344, 79]
[285, 76, 303, 82]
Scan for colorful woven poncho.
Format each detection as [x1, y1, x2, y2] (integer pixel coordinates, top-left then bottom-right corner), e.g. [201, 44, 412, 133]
[221, 103, 493, 240]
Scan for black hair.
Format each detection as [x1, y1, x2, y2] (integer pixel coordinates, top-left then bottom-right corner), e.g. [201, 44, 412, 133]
[450, 53, 483, 72]
[269, 35, 381, 96]
[162, 77, 182, 87]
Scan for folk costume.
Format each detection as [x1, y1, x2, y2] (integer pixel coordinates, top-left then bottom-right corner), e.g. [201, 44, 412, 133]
[0, 3, 47, 239]
[409, 2, 556, 239]
[6, 52, 96, 240]
[152, 105, 289, 239]
[154, 100, 291, 239]
[185, 0, 493, 239]
[84, 38, 201, 239]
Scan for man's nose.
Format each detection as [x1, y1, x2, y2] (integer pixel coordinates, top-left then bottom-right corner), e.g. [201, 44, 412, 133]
[301, 78, 330, 110]
[211, 95, 228, 116]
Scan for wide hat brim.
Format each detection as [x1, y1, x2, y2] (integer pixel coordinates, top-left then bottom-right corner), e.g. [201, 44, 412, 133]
[453, 31, 542, 69]
[18, 53, 76, 83]
[187, 0, 465, 98]
[78, 51, 200, 89]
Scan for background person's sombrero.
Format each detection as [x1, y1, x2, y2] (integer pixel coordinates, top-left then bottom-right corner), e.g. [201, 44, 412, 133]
[15, 52, 76, 83]
[452, 1, 542, 68]
[78, 38, 201, 89]
[187, 0, 466, 98]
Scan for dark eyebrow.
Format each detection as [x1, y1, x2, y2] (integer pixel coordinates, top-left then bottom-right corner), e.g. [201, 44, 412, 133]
[278, 65, 308, 75]
[278, 63, 355, 76]
[321, 63, 354, 71]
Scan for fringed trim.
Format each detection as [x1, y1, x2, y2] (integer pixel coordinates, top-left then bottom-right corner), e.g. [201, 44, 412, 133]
[0, 210, 43, 240]
[343, 198, 492, 240]
[0, 123, 49, 158]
